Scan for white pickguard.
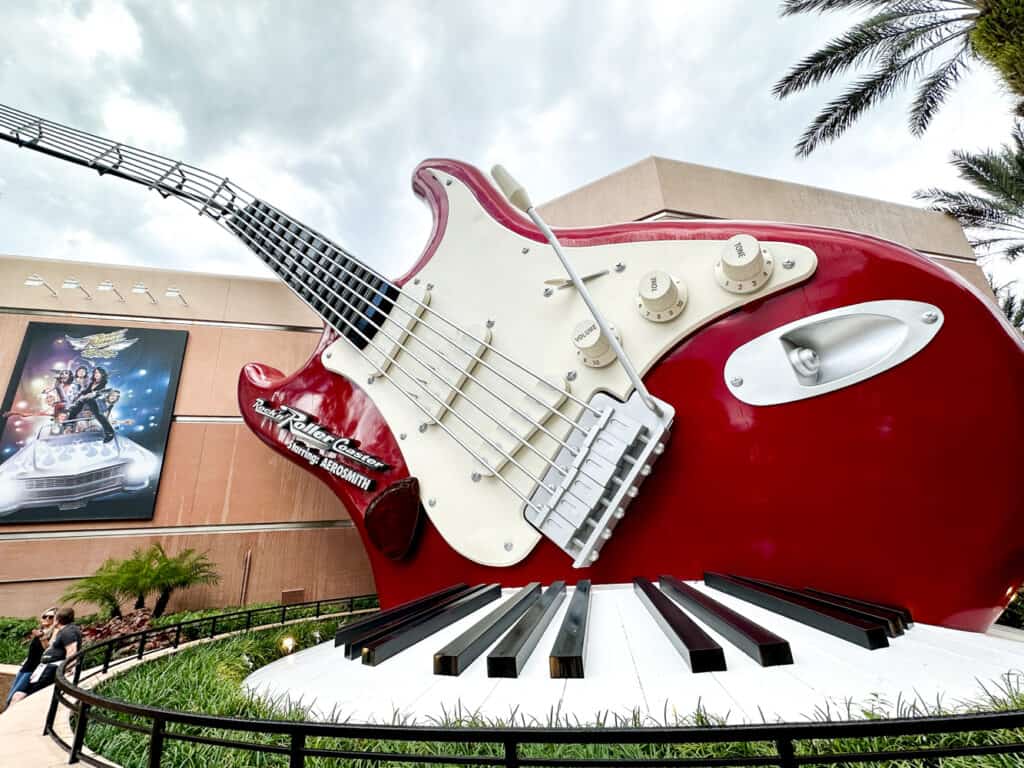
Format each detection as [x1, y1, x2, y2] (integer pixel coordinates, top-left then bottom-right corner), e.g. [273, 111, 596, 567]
[323, 169, 816, 567]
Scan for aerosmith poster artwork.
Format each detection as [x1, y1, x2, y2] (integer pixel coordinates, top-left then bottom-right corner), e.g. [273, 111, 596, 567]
[0, 322, 187, 524]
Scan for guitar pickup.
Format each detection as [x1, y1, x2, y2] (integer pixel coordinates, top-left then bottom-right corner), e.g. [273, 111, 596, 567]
[423, 324, 491, 424]
[474, 378, 568, 476]
[364, 283, 431, 374]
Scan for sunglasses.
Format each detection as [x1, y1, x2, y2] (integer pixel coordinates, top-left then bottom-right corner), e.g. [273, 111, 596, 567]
[40, 614, 54, 620]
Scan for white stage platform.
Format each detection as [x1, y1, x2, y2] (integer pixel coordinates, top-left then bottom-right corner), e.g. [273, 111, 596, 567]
[244, 583, 1024, 725]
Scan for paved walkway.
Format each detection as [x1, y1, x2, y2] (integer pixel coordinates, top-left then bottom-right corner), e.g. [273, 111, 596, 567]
[0, 684, 75, 767]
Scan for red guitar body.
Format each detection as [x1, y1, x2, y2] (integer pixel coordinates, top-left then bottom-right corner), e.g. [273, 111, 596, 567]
[239, 160, 1024, 632]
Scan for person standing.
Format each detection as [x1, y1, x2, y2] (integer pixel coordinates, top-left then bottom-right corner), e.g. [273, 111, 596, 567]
[9, 607, 82, 705]
[3, 608, 55, 707]
[63, 367, 115, 442]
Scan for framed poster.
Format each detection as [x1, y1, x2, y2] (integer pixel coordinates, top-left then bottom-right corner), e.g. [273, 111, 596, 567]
[0, 322, 187, 524]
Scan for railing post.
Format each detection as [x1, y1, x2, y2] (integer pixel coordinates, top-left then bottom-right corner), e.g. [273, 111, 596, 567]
[776, 738, 796, 768]
[69, 701, 91, 764]
[43, 686, 60, 736]
[209, 617, 217, 638]
[172, 624, 182, 649]
[315, 600, 321, 618]
[73, 655, 83, 685]
[245, 611, 252, 631]
[102, 643, 114, 673]
[289, 732, 306, 768]
[281, 604, 287, 624]
[503, 738, 520, 768]
[137, 631, 147, 660]
[147, 717, 165, 768]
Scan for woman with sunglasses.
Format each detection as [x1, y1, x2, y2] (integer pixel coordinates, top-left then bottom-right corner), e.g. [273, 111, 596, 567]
[3, 608, 56, 708]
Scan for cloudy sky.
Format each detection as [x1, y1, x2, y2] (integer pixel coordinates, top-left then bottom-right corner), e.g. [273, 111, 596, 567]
[0, 1, 1020, 289]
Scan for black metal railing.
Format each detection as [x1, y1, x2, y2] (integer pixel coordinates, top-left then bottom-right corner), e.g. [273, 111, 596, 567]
[42, 597, 1024, 768]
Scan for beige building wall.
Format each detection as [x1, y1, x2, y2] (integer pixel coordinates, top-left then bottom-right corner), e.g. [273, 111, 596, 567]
[0, 255, 374, 618]
[539, 156, 990, 296]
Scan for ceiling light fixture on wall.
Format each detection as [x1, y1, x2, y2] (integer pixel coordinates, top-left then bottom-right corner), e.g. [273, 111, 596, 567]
[96, 280, 126, 302]
[61, 277, 92, 300]
[164, 286, 189, 307]
[131, 282, 157, 304]
[23, 274, 58, 298]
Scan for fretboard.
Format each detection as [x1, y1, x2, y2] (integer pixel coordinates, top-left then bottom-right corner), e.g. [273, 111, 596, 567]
[0, 103, 397, 349]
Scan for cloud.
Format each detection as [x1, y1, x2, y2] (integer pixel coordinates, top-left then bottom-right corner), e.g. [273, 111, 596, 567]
[0, 0, 1018, 296]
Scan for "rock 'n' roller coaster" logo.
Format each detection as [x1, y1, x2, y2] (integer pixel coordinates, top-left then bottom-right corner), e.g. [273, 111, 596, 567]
[251, 399, 389, 491]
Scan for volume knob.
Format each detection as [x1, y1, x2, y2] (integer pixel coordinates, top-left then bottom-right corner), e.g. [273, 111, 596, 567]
[572, 318, 620, 368]
[636, 269, 686, 322]
[715, 233, 774, 294]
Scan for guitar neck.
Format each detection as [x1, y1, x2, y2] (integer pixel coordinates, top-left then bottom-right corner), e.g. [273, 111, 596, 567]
[0, 103, 397, 349]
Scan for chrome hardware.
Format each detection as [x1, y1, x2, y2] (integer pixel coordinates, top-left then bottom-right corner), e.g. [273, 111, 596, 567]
[724, 300, 944, 406]
[525, 390, 674, 568]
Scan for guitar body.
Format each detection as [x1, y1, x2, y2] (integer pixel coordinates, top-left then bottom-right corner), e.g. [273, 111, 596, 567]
[240, 159, 1024, 632]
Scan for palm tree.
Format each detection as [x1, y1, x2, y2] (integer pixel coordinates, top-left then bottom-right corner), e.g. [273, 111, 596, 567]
[61, 559, 125, 619]
[774, 1, 1022, 157]
[915, 121, 1024, 259]
[117, 545, 163, 610]
[989, 277, 1024, 330]
[150, 547, 221, 618]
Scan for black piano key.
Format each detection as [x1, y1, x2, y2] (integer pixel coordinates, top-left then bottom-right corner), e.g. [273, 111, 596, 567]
[343, 586, 476, 659]
[334, 583, 469, 648]
[659, 576, 792, 667]
[550, 580, 591, 679]
[804, 588, 914, 628]
[634, 579, 726, 673]
[704, 573, 889, 651]
[488, 581, 567, 678]
[733, 575, 903, 638]
[362, 584, 501, 666]
[434, 583, 542, 676]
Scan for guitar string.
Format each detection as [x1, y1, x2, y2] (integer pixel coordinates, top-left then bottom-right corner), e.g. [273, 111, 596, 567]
[228, 210, 624, 526]
[227, 203, 628, 513]
[227, 202, 612, 489]
[0, 107, 601, 434]
[226, 202, 607, 471]
[0, 115, 625, 505]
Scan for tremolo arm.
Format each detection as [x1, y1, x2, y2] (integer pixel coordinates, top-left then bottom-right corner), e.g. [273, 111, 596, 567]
[490, 165, 675, 567]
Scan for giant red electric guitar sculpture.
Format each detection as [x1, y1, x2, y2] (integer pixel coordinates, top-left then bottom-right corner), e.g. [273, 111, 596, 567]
[3, 105, 1021, 632]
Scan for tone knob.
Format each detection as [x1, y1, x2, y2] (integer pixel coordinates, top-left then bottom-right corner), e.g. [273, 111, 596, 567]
[715, 233, 774, 294]
[636, 269, 687, 322]
[571, 318, 620, 368]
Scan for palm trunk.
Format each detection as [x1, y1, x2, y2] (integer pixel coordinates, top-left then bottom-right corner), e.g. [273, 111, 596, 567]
[134, 593, 146, 610]
[152, 589, 173, 618]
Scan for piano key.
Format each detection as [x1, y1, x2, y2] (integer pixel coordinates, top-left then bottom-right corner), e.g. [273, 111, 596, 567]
[343, 585, 476, 659]
[704, 573, 889, 650]
[334, 583, 469, 648]
[732, 575, 903, 638]
[659, 576, 792, 667]
[434, 582, 542, 676]
[488, 581, 567, 678]
[634, 578, 726, 673]
[804, 588, 914, 628]
[362, 584, 501, 666]
[550, 580, 591, 678]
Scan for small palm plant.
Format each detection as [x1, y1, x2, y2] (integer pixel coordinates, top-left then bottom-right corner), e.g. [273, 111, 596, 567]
[117, 545, 163, 610]
[61, 558, 125, 619]
[915, 121, 1024, 258]
[150, 546, 221, 618]
[774, 1, 1024, 156]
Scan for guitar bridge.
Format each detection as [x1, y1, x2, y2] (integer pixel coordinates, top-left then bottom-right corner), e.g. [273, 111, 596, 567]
[525, 390, 674, 568]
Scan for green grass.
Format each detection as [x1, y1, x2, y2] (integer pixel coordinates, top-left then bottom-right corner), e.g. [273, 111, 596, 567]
[79, 613, 1024, 768]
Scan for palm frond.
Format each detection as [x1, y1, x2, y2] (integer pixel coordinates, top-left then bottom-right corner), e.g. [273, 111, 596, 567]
[777, 0, 983, 154]
[914, 188, 1018, 227]
[908, 41, 971, 134]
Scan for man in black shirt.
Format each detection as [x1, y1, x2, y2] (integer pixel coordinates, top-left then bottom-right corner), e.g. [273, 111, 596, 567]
[9, 607, 83, 705]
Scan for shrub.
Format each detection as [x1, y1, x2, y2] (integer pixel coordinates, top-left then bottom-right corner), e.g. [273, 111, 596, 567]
[0, 617, 38, 665]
